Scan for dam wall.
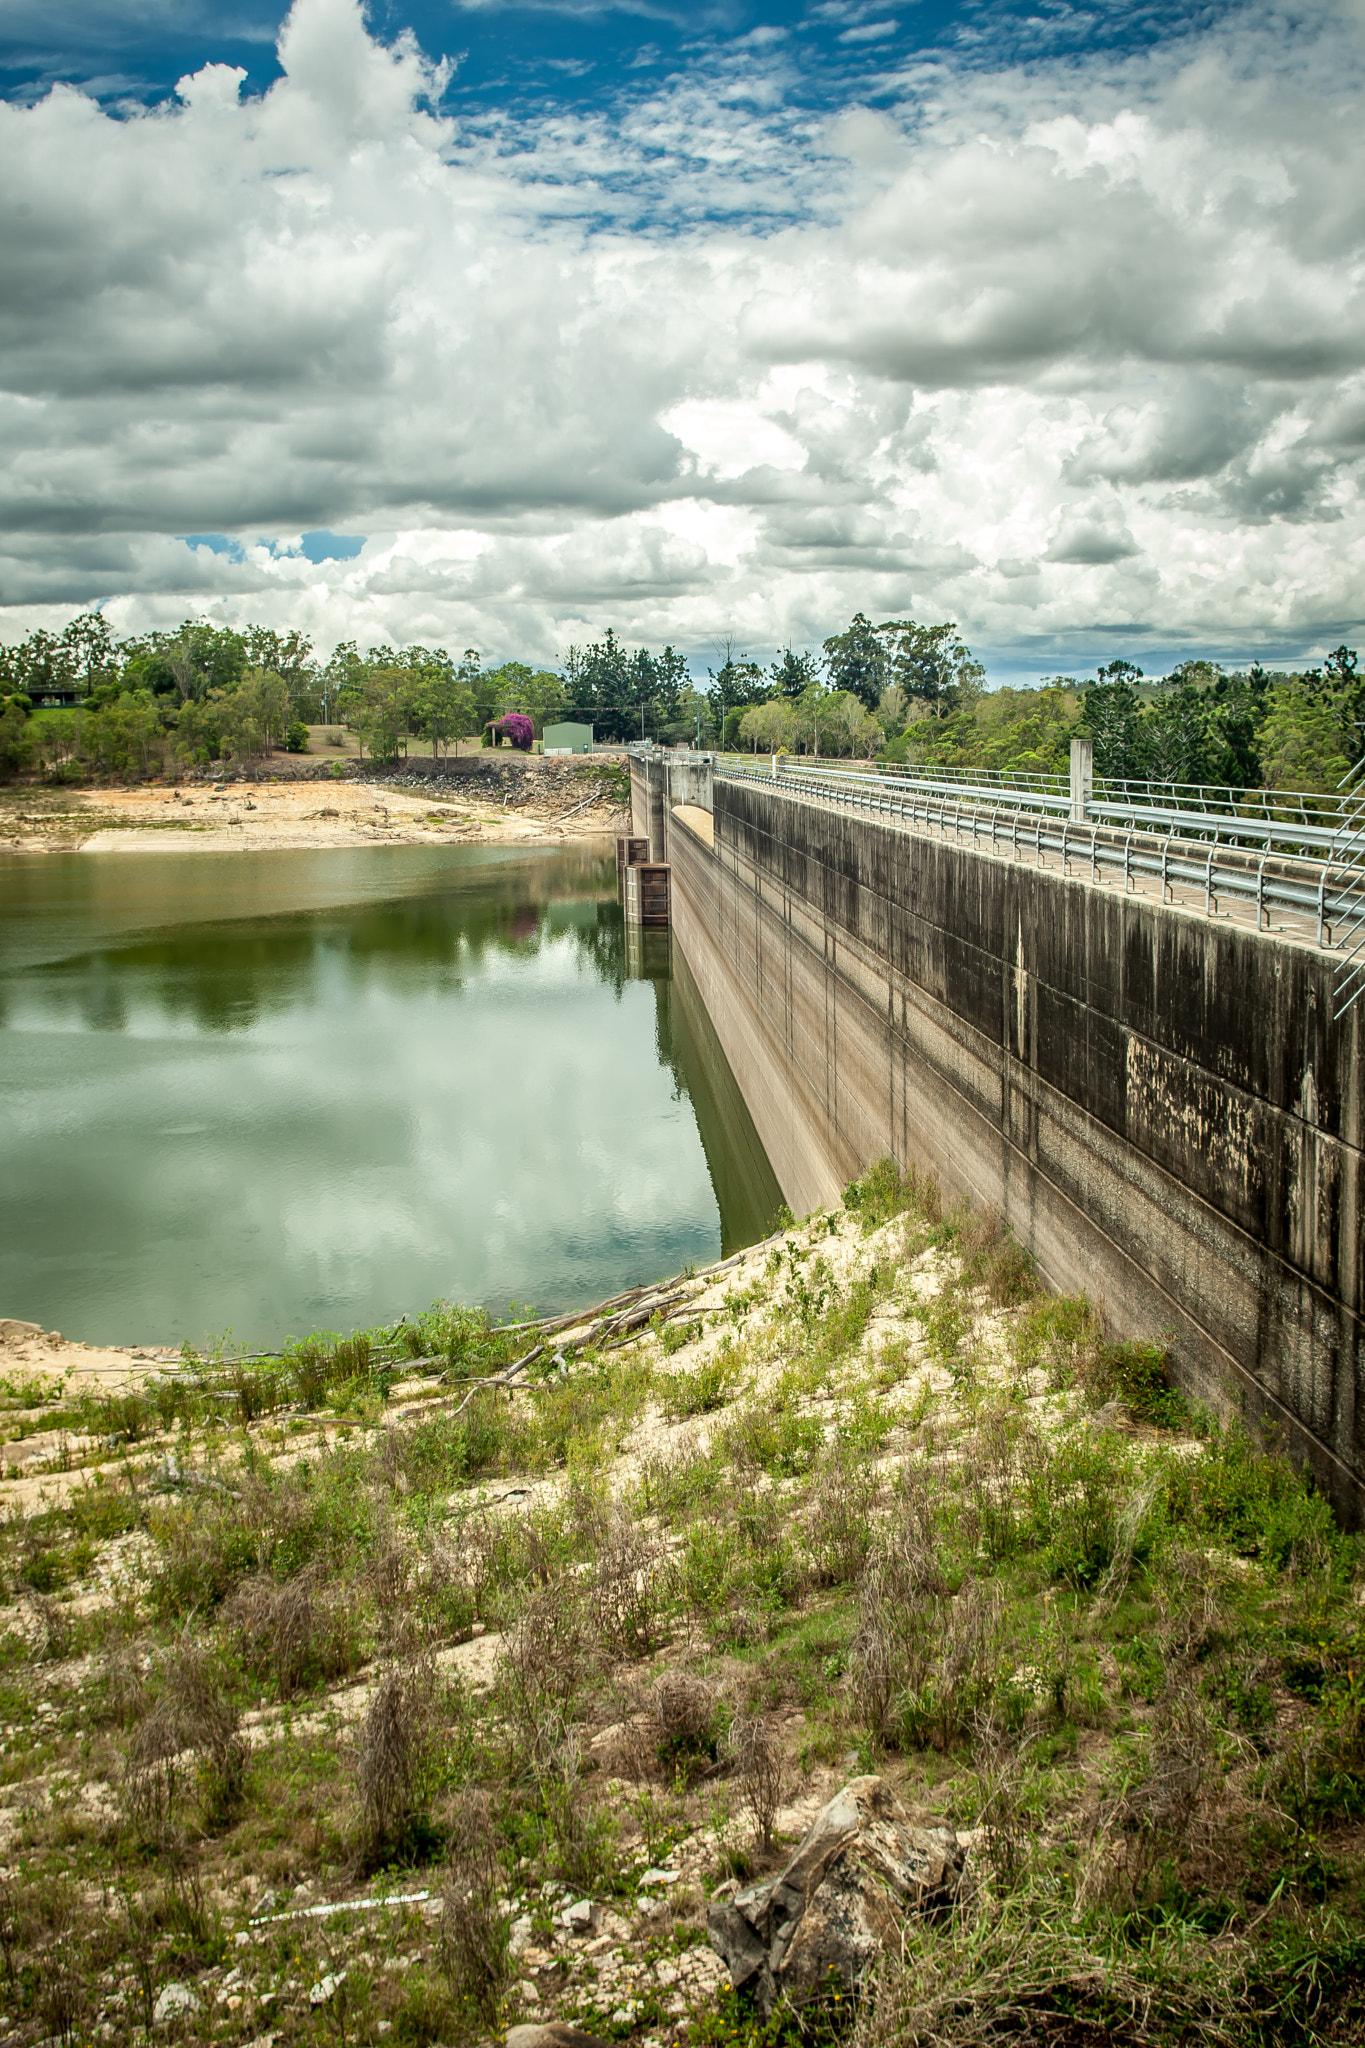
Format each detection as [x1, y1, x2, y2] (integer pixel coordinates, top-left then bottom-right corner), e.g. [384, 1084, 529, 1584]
[630, 752, 1365, 1521]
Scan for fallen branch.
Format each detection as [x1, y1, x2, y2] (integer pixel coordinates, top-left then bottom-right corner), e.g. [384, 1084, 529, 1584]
[550, 785, 608, 824]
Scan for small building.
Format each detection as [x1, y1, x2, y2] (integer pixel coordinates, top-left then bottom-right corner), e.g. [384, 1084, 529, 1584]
[542, 721, 594, 756]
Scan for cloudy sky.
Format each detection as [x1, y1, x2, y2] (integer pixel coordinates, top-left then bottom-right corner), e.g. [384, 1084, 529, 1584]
[2, 0, 1364, 681]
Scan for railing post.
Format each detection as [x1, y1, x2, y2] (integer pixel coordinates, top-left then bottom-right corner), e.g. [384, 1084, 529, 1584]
[1070, 738, 1094, 824]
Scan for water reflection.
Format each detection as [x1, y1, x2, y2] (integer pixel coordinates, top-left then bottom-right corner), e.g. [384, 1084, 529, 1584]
[0, 844, 781, 1347]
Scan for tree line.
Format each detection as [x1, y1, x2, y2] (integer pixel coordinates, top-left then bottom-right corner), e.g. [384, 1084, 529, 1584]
[0, 608, 1359, 797]
[887, 648, 1363, 797]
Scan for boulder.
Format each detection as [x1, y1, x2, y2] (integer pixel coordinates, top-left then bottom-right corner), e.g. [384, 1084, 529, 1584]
[506, 2027, 614, 2048]
[153, 1983, 202, 2024]
[707, 1775, 963, 2015]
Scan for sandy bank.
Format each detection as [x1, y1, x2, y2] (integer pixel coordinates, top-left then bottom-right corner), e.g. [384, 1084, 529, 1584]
[1, 773, 629, 855]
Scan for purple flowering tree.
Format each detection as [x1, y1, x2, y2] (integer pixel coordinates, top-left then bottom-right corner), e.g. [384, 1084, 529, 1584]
[495, 712, 535, 751]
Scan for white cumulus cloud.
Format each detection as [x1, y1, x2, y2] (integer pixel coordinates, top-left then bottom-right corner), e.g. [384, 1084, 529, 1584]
[1, 0, 1364, 674]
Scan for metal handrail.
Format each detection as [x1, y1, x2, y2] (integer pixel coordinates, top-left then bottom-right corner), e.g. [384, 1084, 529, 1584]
[715, 757, 1365, 955]
[712, 755, 1352, 858]
[1328, 759, 1365, 1017]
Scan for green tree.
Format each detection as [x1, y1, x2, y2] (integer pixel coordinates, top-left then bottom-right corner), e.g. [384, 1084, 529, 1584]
[348, 667, 413, 763]
[416, 655, 476, 759]
[1257, 674, 1353, 798]
[1078, 673, 1147, 780]
[0, 699, 33, 774]
[217, 668, 289, 760]
[143, 622, 248, 705]
[244, 627, 316, 702]
[482, 661, 565, 737]
[822, 613, 886, 710]
[320, 641, 371, 725]
[84, 690, 166, 777]
[771, 647, 819, 701]
[879, 619, 985, 719]
[738, 699, 793, 752]
[578, 630, 636, 743]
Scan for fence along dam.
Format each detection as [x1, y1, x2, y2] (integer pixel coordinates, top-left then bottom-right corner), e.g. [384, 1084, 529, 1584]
[627, 743, 1365, 1525]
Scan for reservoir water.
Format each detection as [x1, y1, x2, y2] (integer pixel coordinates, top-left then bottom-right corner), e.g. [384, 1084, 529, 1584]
[0, 841, 782, 1349]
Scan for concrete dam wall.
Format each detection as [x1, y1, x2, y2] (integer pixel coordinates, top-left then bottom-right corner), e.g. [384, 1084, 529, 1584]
[630, 753, 1365, 1522]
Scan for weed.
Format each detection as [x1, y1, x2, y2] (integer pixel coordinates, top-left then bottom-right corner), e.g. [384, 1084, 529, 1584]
[658, 1316, 705, 1358]
[843, 1158, 941, 1232]
[591, 1505, 674, 1659]
[805, 1456, 879, 1586]
[495, 1583, 594, 1770]
[663, 1351, 741, 1418]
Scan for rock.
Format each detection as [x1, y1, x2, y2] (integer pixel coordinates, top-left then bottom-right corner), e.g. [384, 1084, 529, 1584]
[0, 1320, 41, 1343]
[638, 1868, 681, 1887]
[508, 1915, 534, 1957]
[153, 1983, 202, 2024]
[309, 1974, 347, 2008]
[557, 1898, 595, 1932]
[707, 1775, 963, 2015]
[506, 2027, 614, 2048]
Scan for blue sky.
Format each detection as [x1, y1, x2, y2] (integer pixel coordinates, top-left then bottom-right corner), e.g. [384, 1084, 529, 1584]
[0, 0, 1232, 117]
[0, 0, 1361, 681]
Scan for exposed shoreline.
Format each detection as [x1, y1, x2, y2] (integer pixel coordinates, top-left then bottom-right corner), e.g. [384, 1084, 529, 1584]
[0, 770, 630, 855]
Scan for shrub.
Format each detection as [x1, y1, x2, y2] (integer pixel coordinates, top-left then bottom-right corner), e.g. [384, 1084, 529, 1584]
[653, 1673, 728, 1780]
[284, 720, 309, 753]
[440, 1791, 512, 2030]
[228, 1566, 365, 1697]
[590, 1506, 673, 1659]
[726, 1713, 785, 1853]
[356, 1657, 440, 1863]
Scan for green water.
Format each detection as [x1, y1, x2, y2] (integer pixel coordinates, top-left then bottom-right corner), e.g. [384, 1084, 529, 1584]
[0, 842, 782, 1348]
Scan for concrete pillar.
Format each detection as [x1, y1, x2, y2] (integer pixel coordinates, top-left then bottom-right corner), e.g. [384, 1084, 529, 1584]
[1070, 737, 1094, 823]
[629, 756, 650, 839]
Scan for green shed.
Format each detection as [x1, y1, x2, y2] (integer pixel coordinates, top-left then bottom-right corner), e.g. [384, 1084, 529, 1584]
[542, 722, 594, 755]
